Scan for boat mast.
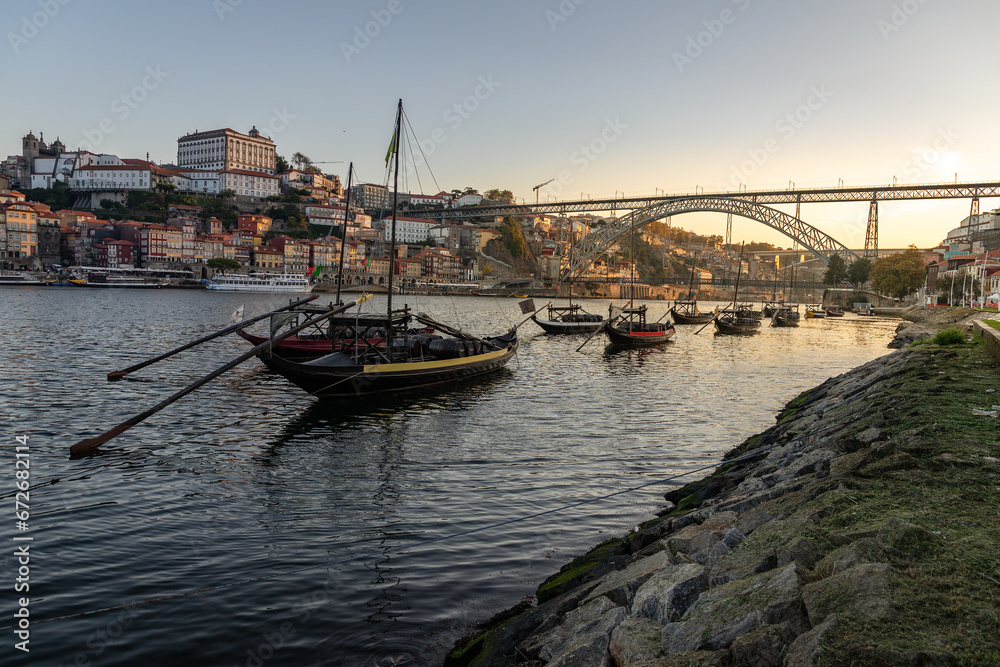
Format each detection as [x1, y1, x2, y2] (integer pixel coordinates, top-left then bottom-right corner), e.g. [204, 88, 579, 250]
[733, 242, 745, 306]
[629, 221, 635, 304]
[568, 221, 574, 308]
[687, 253, 698, 300]
[386, 99, 402, 349]
[335, 161, 354, 305]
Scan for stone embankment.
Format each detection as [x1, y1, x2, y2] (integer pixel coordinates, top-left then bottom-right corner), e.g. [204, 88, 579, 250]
[446, 333, 1000, 666]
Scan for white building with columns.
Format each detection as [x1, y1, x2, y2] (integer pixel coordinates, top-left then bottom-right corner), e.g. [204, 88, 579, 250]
[176, 126, 276, 175]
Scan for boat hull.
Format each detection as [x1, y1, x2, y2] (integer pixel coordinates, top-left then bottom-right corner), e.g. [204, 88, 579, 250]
[0, 272, 43, 286]
[771, 314, 800, 327]
[604, 324, 675, 347]
[715, 318, 761, 334]
[237, 330, 391, 360]
[670, 309, 714, 325]
[531, 316, 604, 334]
[825, 308, 845, 317]
[204, 283, 313, 293]
[261, 337, 518, 397]
[81, 281, 169, 288]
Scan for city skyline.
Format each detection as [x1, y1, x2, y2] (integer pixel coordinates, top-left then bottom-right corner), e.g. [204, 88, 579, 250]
[5, 0, 999, 249]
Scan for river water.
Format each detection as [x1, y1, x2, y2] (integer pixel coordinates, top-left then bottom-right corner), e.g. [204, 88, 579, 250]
[0, 289, 898, 666]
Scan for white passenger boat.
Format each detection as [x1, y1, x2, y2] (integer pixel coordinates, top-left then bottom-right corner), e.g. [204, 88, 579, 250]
[81, 273, 171, 288]
[202, 272, 314, 293]
[0, 271, 44, 286]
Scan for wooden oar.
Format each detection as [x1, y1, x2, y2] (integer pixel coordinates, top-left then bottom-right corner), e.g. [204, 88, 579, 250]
[71, 300, 357, 455]
[107, 295, 319, 380]
[514, 301, 551, 329]
[575, 315, 616, 352]
[694, 303, 731, 335]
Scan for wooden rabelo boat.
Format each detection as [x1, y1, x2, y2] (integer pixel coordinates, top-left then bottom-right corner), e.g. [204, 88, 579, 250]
[249, 100, 519, 397]
[671, 254, 715, 324]
[714, 246, 761, 335]
[770, 303, 801, 327]
[671, 300, 715, 325]
[715, 302, 762, 334]
[532, 304, 604, 334]
[235, 303, 437, 361]
[824, 306, 845, 317]
[601, 218, 674, 347]
[604, 304, 675, 347]
[259, 311, 517, 397]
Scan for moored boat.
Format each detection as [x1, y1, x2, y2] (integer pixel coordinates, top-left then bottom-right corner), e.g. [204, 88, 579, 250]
[771, 303, 801, 327]
[804, 305, 826, 318]
[715, 303, 762, 334]
[202, 272, 313, 293]
[670, 300, 715, 324]
[671, 254, 715, 324]
[251, 100, 518, 397]
[532, 304, 604, 334]
[604, 304, 675, 347]
[0, 271, 43, 286]
[824, 306, 845, 317]
[259, 312, 518, 397]
[79, 273, 170, 288]
[714, 245, 761, 335]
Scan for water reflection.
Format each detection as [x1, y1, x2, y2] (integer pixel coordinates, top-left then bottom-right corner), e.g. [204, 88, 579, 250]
[8, 291, 902, 667]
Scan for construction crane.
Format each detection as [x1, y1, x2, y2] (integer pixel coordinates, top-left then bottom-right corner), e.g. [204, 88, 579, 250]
[533, 179, 555, 204]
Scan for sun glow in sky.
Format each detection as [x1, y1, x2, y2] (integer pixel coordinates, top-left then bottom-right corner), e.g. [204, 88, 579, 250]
[4, 0, 999, 249]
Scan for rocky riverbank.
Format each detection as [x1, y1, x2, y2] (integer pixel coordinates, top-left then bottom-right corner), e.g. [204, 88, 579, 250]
[886, 305, 1000, 348]
[446, 330, 1000, 666]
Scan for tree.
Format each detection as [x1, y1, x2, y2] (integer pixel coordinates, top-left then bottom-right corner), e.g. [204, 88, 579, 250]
[275, 154, 289, 174]
[482, 262, 493, 278]
[822, 253, 848, 286]
[207, 258, 241, 272]
[934, 274, 981, 305]
[869, 246, 926, 300]
[484, 188, 514, 202]
[220, 189, 236, 198]
[291, 152, 314, 171]
[499, 216, 528, 257]
[846, 257, 872, 285]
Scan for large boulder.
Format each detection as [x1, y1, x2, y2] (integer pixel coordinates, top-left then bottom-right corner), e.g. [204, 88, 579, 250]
[661, 563, 809, 656]
[631, 563, 709, 624]
[801, 563, 893, 626]
[519, 596, 625, 662]
[784, 614, 838, 667]
[583, 550, 675, 607]
[609, 617, 663, 667]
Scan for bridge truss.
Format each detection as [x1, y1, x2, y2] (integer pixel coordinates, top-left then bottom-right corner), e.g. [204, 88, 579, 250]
[421, 181, 1000, 220]
[414, 180, 998, 279]
[561, 197, 862, 281]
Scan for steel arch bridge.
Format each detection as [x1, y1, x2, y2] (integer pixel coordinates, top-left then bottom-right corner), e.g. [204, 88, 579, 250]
[564, 197, 862, 281]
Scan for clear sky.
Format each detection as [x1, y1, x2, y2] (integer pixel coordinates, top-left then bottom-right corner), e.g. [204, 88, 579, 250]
[4, 0, 998, 249]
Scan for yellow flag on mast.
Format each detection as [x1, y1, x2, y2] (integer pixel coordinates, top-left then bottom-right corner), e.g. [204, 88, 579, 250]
[384, 130, 397, 166]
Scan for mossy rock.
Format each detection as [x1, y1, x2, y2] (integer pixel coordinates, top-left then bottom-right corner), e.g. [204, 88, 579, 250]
[536, 537, 626, 603]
